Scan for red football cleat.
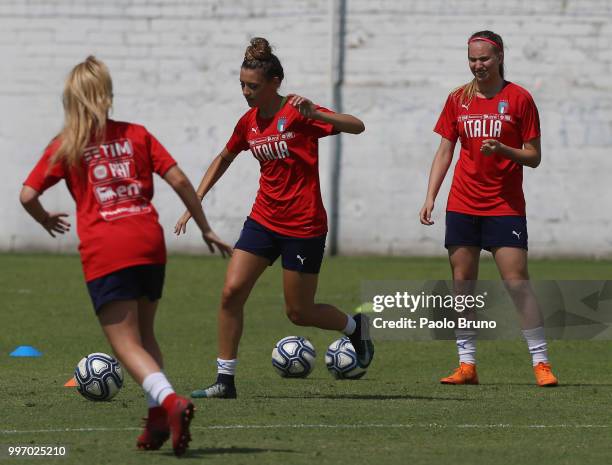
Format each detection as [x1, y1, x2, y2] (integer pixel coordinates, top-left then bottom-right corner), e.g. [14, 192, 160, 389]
[136, 406, 169, 451]
[162, 394, 195, 456]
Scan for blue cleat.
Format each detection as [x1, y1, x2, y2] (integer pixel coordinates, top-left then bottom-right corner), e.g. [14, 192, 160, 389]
[191, 382, 237, 399]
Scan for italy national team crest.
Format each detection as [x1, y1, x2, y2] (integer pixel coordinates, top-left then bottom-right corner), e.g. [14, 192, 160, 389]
[277, 116, 287, 133]
[498, 100, 509, 114]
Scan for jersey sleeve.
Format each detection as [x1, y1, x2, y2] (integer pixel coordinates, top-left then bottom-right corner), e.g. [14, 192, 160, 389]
[299, 105, 340, 139]
[23, 140, 66, 193]
[519, 94, 541, 142]
[433, 93, 459, 143]
[225, 115, 250, 155]
[147, 130, 177, 176]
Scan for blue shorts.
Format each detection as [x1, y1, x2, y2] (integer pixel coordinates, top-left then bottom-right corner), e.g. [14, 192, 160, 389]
[86, 264, 165, 314]
[445, 211, 528, 251]
[235, 217, 326, 274]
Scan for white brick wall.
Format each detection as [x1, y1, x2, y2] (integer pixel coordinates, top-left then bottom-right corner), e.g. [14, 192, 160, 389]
[1, 0, 611, 257]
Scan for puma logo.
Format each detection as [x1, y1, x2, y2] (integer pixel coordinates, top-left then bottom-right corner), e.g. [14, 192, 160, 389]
[297, 255, 306, 265]
[512, 230, 522, 239]
[461, 103, 469, 110]
[251, 127, 257, 133]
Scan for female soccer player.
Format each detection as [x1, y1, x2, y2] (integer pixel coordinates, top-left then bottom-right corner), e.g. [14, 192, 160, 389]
[419, 31, 558, 387]
[174, 37, 372, 398]
[20, 56, 233, 455]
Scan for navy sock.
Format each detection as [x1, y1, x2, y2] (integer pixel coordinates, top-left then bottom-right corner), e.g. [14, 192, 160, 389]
[216, 373, 235, 386]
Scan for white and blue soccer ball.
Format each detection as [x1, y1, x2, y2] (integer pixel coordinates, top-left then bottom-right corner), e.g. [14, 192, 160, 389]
[271, 336, 316, 378]
[75, 352, 124, 401]
[325, 337, 367, 380]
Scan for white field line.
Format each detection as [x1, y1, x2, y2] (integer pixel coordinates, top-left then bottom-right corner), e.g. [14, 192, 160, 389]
[0, 423, 609, 435]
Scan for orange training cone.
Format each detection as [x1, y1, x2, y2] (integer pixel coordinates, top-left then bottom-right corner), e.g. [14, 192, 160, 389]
[64, 377, 78, 387]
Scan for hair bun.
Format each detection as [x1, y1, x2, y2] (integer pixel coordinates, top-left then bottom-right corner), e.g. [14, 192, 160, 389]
[245, 37, 272, 61]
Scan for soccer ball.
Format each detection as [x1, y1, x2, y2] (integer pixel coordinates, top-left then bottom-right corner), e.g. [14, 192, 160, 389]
[74, 352, 124, 401]
[325, 337, 366, 380]
[271, 336, 316, 378]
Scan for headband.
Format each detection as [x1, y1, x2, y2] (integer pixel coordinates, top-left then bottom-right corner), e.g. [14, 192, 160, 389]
[468, 37, 502, 50]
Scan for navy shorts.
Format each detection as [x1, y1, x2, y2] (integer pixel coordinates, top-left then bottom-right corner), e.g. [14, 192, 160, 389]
[86, 264, 165, 314]
[445, 211, 528, 251]
[235, 217, 326, 274]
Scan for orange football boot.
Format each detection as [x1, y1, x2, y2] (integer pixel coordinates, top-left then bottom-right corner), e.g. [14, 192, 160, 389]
[533, 362, 558, 387]
[440, 362, 479, 385]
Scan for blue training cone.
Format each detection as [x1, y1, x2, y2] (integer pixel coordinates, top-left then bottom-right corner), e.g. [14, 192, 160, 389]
[10, 346, 42, 357]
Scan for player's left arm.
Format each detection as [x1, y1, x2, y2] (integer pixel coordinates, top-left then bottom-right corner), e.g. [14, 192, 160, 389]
[480, 137, 541, 168]
[19, 186, 71, 237]
[287, 94, 365, 134]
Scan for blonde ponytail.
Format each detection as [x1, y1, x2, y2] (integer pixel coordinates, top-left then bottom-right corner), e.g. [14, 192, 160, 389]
[53, 56, 113, 167]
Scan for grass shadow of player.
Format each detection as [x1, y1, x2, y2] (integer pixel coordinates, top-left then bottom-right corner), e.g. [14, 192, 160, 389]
[482, 383, 612, 387]
[255, 394, 471, 401]
[161, 447, 297, 458]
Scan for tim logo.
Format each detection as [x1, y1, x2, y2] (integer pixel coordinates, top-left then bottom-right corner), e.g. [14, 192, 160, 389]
[83, 138, 134, 163]
[277, 117, 287, 133]
[498, 101, 509, 114]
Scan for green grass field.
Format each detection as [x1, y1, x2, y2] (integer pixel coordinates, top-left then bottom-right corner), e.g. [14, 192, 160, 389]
[1, 254, 611, 464]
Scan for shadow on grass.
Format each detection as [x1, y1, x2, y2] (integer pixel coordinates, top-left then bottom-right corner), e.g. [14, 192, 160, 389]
[481, 383, 612, 387]
[162, 447, 296, 458]
[256, 394, 470, 401]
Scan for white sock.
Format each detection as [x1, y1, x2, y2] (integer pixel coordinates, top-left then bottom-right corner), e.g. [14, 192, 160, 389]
[455, 329, 477, 364]
[217, 358, 238, 376]
[342, 315, 356, 336]
[145, 370, 167, 407]
[522, 326, 549, 366]
[142, 372, 174, 406]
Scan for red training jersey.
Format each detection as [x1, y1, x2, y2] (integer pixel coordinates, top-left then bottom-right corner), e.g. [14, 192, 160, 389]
[23, 120, 177, 281]
[434, 81, 540, 216]
[226, 100, 338, 237]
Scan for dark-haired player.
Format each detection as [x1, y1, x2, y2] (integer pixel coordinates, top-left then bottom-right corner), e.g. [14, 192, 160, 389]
[175, 37, 373, 398]
[420, 31, 558, 387]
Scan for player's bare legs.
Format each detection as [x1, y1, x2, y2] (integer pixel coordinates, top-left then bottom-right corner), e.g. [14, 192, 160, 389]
[448, 245, 481, 281]
[282, 269, 374, 369]
[491, 247, 542, 329]
[135, 298, 169, 450]
[98, 300, 160, 384]
[138, 297, 163, 368]
[191, 249, 268, 399]
[218, 249, 270, 359]
[441, 246, 481, 385]
[282, 270, 347, 330]
[100, 300, 195, 453]
[492, 247, 557, 386]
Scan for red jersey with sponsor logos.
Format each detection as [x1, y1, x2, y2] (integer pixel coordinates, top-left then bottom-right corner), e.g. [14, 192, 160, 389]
[24, 120, 177, 281]
[434, 81, 540, 216]
[226, 100, 338, 237]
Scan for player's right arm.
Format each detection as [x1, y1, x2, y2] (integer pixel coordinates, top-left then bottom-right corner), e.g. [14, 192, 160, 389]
[164, 165, 233, 256]
[19, 186, 71, 237]
[174, 147, 238, 235]
[419, 137, 456, 226]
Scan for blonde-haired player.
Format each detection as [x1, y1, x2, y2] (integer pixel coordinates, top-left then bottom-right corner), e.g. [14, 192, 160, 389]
[420, 31, 558, 387]
[20, 56, 233, 455]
